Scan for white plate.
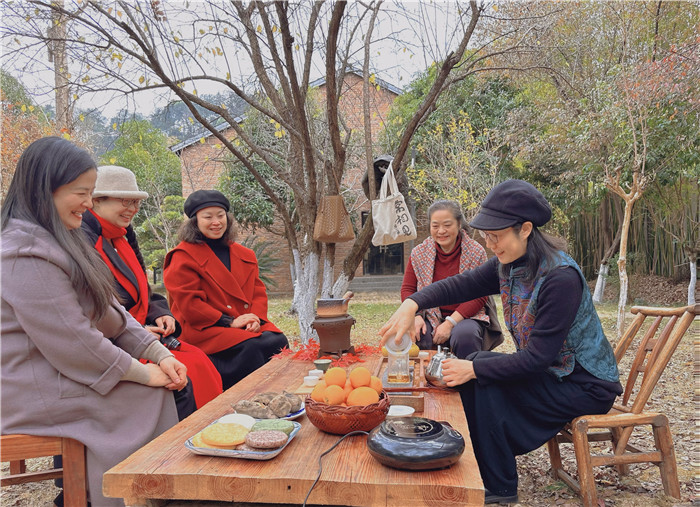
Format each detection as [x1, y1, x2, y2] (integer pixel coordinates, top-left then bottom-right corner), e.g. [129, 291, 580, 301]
[185, 420, 301, 460]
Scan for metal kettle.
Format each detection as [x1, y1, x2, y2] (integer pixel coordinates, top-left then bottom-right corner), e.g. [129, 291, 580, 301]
[425, 346, 456, 387]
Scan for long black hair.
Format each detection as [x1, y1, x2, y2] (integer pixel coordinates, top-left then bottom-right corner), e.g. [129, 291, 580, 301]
[498, 224, 568, 283]
[2, 136, 116, 319]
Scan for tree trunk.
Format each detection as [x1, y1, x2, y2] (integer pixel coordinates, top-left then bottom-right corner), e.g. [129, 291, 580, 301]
[321, 243, 335, 298]
[616, 200, 634, 339]
[688, 257, 697, 305]
[291, 249, 320, 344]
[592, 263, 609, 303]
[48, 0, 71, 133]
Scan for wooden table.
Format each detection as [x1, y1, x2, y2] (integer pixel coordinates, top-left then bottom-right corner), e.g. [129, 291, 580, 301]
[103, 354, 484, 506]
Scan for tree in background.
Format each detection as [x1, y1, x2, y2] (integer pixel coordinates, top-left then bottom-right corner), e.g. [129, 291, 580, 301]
[101, 119, 183, 269]
[383, 71, 521, 222]
[0, 69, 57, 198]
[3, 0, 537, 341]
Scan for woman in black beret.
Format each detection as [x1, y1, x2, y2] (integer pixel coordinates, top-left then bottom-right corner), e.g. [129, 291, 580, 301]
[163, 190, 289, 390]
[379, 179, 622, 504]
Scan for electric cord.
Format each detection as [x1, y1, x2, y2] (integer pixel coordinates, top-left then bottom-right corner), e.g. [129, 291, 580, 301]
[302, 430, 370, 506]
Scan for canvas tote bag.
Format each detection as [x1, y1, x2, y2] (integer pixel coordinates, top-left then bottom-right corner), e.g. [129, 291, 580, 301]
[371, 163, 417, 246]
[313, 195, 355, 243]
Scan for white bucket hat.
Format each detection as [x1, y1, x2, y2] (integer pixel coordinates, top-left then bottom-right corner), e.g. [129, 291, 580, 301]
[93, 165, 149, 199]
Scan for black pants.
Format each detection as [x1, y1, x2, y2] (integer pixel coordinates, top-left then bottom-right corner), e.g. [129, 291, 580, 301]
[417, 319, 486, 359]
[174, 376, 197, 420]
[458, 351, 617, 496]
[208, 331, 289, 391]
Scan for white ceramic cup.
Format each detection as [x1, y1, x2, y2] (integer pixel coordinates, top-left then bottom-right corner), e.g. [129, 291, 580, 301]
[303, 375, 319, 387]
[308, 369, 324, 378]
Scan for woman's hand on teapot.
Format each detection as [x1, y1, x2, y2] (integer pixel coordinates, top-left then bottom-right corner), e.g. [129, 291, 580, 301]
[379, 299, 418, 347]
[433, 321, 452, 345]
[441, 358, 475, 387]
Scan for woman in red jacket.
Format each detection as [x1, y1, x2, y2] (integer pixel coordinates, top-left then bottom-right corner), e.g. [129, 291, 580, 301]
[81, 166, 223, 415]
[163, 190, 289, 390]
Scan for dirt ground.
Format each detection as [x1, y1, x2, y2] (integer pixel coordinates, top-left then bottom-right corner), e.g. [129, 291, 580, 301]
[1, 275, 696, 506]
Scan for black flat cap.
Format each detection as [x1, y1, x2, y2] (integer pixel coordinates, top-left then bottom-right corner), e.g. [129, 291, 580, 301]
[184, 189, 230, 218]
[469, 179, 551, 230]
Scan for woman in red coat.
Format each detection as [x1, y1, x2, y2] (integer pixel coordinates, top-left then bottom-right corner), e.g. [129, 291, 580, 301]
[81, 166, 223, 416]
[163, 190, 289, 390]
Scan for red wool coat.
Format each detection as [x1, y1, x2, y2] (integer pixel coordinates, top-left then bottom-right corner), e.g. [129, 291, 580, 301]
[163, 241, 282, 355]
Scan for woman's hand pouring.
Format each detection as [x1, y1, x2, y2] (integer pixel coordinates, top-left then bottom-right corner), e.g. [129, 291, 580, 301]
[378, 298, 419, 348]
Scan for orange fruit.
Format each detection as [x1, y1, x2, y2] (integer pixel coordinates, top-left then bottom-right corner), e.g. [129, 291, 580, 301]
[324, 367, 347, 387]
[323, 384, 345, 405]
[369, 376, 382, 395]
[310, 381, 326, 402]
[349, 366, 371, 388]
[346, 386, 380, 406]
[343, 379, 354, 401]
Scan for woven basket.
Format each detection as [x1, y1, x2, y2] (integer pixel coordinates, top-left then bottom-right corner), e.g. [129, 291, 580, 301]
[304, 392, 390, 435]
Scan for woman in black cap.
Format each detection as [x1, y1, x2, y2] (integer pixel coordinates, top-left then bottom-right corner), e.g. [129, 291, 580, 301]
[379, 179, 621, 504]
[163, 190, 289, 390]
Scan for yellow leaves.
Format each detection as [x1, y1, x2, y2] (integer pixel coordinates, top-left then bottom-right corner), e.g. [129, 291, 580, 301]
[188, 117, 194, 124]
[144, 25, 148, 32]
[215, 47, 223, 56]
[224, 27, 228, 34]
[369, 74, 376, 84]
[111, 52, 123, 61]
[199, 29, 205, 35]
[214, 143, 222, 149]
[118, 62, 123, 69]
[295, 44, 300, 51]
[62, 132, 71, 140]
[272, 25, 278, 33]
[28, 105, 34, 112]
[174, 36, 180, 43]
[221, 104, 227, 110]
[492, 4, 499, 11]
[117, 10, 122, 18]
[112, 123, 118, 130]
[274, 130, 285, 138]
[193, 89, 198, 96]
[376, 84, 380, 91]
[81, 75, 90, 84]
[274, 122, 281, 129]
[199, 137, 205, 144]
[21, 105, 27, 112]
[234, 139, 241, 146]
[226, 72, 231, 80]
[109, 157, 117, 164]
[256, 25, 262, 33]
[139, 76, 145, 84]
[79, 114, 85, 122]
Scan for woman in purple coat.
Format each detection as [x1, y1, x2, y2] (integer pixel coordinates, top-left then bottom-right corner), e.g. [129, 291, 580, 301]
[1, 137, 187, 506]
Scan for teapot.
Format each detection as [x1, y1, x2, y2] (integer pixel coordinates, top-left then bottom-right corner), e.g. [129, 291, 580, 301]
[425, 346, 456, 387]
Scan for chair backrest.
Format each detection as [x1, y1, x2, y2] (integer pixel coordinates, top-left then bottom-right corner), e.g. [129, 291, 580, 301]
[612, 304, 698, 413]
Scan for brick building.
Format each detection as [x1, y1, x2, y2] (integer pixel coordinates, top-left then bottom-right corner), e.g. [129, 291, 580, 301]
[172, 71, 426, 294]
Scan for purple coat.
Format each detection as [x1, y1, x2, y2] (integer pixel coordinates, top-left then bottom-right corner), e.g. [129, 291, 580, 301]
[1, 219, 178, 506]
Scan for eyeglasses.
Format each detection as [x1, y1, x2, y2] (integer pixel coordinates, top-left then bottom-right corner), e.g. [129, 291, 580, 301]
[117, 198, 142, 209]
[478, 230, 508, 245]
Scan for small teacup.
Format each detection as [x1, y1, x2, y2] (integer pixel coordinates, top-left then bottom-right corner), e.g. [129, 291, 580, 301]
[303, 375, 319, 387]
[313, 358, 332, 372]
[308, 369, 324, 378]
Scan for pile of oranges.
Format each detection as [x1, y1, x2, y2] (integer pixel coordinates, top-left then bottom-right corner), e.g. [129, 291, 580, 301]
[310, 366, 382, 406]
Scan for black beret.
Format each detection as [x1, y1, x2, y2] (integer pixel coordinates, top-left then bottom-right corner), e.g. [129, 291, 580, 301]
[184, 190, 230, 218]
[469, 179, 551, 230]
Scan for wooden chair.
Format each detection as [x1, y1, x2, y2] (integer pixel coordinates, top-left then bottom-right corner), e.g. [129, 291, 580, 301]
[1, 434, 87, 507]
[547, 304, 698, 507]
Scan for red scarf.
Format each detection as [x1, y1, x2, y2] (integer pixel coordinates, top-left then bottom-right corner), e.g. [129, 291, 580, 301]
[92, 213, 149, 324]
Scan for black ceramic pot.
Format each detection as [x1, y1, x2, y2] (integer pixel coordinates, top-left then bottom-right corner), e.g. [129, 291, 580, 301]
[366, 417, 465, 470]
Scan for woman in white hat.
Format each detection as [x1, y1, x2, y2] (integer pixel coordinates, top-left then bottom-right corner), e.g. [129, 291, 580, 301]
[380, 180, 622, 504]
[81, 165, 223, 417]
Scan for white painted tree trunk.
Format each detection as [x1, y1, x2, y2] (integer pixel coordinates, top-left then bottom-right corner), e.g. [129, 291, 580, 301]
[616, 260, 628, 338]
[331, 272, 352, 302]
[290, 248, 319, 344]
[320, 251, 333, 298]
[593, 263, 609, 303]
[689, 259, 697, 305]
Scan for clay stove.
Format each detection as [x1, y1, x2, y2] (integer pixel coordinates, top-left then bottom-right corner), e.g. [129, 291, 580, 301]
[312, 314, 356, 358]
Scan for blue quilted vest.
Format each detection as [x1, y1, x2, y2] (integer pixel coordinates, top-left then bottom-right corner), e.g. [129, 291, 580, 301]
[500, 252, 619, 382]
